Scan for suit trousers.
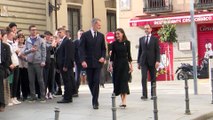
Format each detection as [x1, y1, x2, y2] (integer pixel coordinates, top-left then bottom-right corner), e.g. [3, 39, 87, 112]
[74, 63, 81, 94]
[141, 64, 156, 98]
[0, 65, 5, 107]
[44, 59, 55, 94]
[28, 63, 45, 99]
[86, 68, 101, 106]
[18, 68, 30, 99]
[60, 68, 74, 101]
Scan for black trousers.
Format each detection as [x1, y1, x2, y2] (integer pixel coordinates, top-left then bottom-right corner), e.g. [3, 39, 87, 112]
[0, 65, 5, 107]
[11, 66, 19, 98]
[141, 64, 156, 98]
[86, 68, 101, 106]
[60, 68, 74, 101]
[54, 71, 61, 92]
[74, 63, 81, 94]
[44, 59, 55, 94]
[18, 68, 30, 99]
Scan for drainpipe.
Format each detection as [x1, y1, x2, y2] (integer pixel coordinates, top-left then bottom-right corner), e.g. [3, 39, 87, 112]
[55, 0, 58, 29]
[92, 0, 94, 18]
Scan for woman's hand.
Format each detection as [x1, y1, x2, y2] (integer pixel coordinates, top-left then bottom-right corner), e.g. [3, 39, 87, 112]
[129, 63, 133, 73]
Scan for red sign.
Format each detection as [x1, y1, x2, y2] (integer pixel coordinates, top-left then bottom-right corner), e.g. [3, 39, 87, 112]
[106, 32, 115, 44]
[153, 28, 174, 81]
[130, 13, 213, 27]
[197, 23, 213, 64]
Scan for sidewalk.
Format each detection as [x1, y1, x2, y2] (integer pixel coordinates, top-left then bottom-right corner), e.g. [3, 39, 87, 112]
[0, 79, 212, 120]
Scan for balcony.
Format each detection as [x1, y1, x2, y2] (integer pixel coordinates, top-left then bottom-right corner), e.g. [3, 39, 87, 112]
[143, 0, 173, 14]
[105, 0, 116, 8]
[194, 0, 213, 10]
[66, 0, 83, 4]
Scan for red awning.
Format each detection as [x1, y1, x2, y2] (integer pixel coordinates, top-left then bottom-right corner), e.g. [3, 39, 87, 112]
[129, 12, 213, 27]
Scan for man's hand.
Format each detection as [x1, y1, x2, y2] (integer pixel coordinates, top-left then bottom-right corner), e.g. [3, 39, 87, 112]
[137, 64, 141, 69]
[98, 57, 105, 63]
[81, 61, 87, 68]
[41, 62, 46, 67]
[155, 62, 160, 69]
[108, 65, 113, 73]
[31, 45, 37, 52]
[63, 67, 68, 72]
[9, 64, 15, 70]
[129, 64, 133, 73]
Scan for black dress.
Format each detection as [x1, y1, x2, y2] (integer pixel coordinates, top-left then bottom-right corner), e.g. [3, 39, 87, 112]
[110, 40, 132, 96]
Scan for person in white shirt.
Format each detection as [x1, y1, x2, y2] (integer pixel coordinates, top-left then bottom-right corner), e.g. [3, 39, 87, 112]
[6, 27, 21, 105]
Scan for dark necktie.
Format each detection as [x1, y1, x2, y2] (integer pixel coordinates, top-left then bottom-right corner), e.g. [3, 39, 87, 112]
[145, 35, 149, 46]
[94, 32, 97, 39]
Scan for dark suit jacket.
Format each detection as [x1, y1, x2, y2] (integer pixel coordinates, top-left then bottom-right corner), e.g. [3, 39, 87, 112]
[79, 30, 106, 68]
[1, 41, 12, 77]
[73, 39, 81, 65]
[137, 35, 160, 66]
[1, 41, 11, 68]
[56, 37, 75, 69]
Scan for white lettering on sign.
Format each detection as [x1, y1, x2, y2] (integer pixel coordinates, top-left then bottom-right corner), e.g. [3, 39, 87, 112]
[200, 25, 213, 32]
[153, 16, 213, 25]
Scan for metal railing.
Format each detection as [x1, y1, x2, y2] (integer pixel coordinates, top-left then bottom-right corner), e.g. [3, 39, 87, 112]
[143, 0, 173, 14]
[194, 0, 213, 10]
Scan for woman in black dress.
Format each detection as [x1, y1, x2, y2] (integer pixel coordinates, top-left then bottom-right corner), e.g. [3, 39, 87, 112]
[109, 28, 133, 108]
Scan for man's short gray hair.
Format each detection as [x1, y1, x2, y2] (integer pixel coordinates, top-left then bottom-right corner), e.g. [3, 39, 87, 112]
[91, 18, 101, 25]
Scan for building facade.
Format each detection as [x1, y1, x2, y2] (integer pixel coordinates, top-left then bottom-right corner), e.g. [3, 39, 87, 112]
[118, 0, 213, 80]
[0, 0, 53, 34]
[57, 0, 116, 39]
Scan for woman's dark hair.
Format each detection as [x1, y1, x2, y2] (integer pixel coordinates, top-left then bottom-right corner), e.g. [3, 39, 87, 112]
[114, 28, 128, 41]
[6, 26, 13, 35]
[1, 29, 7, 38]
[17, 33, 25, 39]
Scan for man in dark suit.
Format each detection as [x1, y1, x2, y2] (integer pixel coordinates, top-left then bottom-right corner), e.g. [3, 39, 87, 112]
[0, 30, 12, 111]
[79, 18, 106, 109]
[137, 24, 160, 100]
[73, 29, 84, 97]
[56, 27, 75, 103]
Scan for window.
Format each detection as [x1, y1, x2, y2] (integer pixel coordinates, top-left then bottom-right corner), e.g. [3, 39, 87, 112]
[148, 0, 166, 8]
[67, 8, 80, 40]
[199, 0, 213, 4]
[107, 11, 116, 32]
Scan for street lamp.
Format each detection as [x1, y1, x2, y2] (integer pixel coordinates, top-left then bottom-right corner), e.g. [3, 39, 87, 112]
[48, 0, 62, 29]
[48, 0, 61, 15]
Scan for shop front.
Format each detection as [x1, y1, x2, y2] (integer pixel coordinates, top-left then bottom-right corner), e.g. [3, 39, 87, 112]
[129, 12, 213, 81]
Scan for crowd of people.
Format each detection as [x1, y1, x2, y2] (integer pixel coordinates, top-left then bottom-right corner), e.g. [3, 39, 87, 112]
[0, 18, 160, 112]
[0, 22, 88, 111]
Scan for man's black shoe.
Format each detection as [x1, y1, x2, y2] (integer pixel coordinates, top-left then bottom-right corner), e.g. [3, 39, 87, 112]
[141, 96, 148, 100]
[72, 94, 79, 97]
[93, 105, 99, 109]
[150, 96, 154, 100]
[57, 99, 72, 103]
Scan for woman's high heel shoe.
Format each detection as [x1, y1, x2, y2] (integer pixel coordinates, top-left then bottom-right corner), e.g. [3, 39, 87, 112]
[119, 104, 126, 108]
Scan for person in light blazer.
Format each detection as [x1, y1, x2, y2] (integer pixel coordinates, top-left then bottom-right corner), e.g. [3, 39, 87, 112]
[22, 25, 46, 102]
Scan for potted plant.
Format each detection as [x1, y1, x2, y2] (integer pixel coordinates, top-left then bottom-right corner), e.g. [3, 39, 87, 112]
[157, 21, 178, 80]
[158, 21, 178, 43]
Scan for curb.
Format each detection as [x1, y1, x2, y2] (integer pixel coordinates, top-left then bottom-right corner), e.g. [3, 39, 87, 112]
[192, 111, 213, 120]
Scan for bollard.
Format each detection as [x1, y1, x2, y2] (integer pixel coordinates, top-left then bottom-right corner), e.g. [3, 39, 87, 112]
[55, 107, 60, 120]
[152, 82, 158, 120]
[111, 93, 117, 120]
[184, 73, 191, 115]
[210, 57, 213, 104]
[211, 68, 213, 104]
